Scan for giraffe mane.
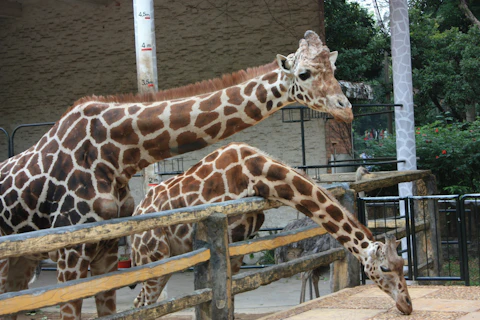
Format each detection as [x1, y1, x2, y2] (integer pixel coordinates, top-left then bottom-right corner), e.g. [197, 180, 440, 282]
[68, 61, 278, 112]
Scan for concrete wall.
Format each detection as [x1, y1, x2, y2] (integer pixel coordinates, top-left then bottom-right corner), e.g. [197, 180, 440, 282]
[0, 0, 330, 227]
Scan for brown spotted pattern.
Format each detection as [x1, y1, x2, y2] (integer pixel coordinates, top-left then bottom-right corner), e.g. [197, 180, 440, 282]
[131, 143, 412, 315]
[0, 30, 352, 320]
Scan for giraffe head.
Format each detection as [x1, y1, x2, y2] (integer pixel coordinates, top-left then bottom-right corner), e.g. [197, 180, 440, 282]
[277, 30, 353, 122]
[364, 235, 412, 314]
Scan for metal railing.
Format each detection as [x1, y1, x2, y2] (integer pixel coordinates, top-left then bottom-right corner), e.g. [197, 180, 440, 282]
[358, 194, 480, 286]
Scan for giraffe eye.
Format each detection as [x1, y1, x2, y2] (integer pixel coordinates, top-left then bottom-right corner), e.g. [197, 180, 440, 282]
[380, 266, 391, 273]
[298, 70, 311, 81]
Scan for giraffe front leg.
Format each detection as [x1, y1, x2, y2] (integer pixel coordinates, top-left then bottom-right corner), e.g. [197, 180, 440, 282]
[90, 239, 119, 317]
[56, 246, 90, 320]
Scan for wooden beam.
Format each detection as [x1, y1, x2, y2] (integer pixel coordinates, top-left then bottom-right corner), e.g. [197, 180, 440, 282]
[374, 221, 429, 242]
[0, 197, 281, 259]
[98, 289, 213, 320]
[0, 249, 210, 316]
[367, 218, 406, 229]
[350, 170, 432, 193]
[229, 224, 328, 257]
[232, 248, 345, 294]
[0, 0, 22, 18]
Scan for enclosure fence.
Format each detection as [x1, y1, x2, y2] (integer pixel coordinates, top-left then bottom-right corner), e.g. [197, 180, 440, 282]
[358, 194, 480, 286]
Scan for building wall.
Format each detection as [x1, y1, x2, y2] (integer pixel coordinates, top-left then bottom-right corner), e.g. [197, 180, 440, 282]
[0, 0, 333, 227]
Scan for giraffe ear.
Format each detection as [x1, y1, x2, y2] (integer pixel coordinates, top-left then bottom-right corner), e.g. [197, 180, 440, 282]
[329, 51, 338, 66]
[277, 54, 293, 74]
[395, 240, 402, 248]
[369, 243, 382, 258]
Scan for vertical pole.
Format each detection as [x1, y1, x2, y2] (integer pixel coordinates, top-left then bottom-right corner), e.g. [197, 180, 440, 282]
[133, 0, 159, 193]
[390, 0, 417, 266]
[300, 108, 306, 166]
[133, 0, 158, 93]
[390, 0, 417, 195]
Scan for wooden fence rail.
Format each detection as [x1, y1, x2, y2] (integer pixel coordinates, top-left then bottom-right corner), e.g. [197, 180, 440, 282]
[0, 197, 281, 260]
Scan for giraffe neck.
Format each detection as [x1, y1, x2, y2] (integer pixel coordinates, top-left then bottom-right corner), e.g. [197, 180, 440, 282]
[278, 185, 375, 262]
[307, 201, 375, 262]
[243, 149, 375, 263]
[68, 69, 291, 180]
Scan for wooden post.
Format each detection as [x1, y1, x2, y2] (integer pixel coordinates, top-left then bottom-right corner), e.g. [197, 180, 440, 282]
[194, 212, 233, 320]
[413, 174, 441, 282]
[330, 187, 360, 292]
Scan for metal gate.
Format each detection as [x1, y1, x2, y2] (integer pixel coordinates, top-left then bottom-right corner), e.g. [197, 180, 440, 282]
[358, 194, 480, 286]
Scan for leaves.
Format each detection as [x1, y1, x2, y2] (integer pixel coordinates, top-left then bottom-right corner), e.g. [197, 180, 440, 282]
[324, 0, 388, 82]
[410, 2, 480, 123]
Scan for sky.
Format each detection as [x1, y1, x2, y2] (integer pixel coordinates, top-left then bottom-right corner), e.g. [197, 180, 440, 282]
[348, 0, 390, 30]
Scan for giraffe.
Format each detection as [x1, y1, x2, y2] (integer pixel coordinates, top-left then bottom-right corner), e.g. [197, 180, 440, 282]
[131, 142, 413, 315]
[0, 30, 352, 320]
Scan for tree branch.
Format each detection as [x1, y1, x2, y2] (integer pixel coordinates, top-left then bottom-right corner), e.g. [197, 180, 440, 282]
[459, 0, 480, 29]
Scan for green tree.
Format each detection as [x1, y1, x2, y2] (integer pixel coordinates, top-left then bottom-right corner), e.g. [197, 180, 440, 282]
[324, 0, 389, 82]
[409, 1, 480, 123]
[354, 118, 480, 194]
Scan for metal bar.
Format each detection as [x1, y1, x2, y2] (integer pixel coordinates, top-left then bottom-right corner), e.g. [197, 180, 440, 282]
[296, 160, 405, 170]
[459, 195, 470, 285]
[409, 198, 419, 281]
[357, 197, 367, 285]
[0, 127, 10, 159]
[10, 122, 55, 156]
[300, 106, 306, 166]
[415, 276, 462, 281]
[327, 157, 398, 163]
[354, 110, 395, 117]
[351, 103, 403, 108]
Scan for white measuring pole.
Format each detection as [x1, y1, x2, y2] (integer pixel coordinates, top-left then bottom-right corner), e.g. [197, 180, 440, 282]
[133, 0, 159, 193]
[133, 0, 158, 93]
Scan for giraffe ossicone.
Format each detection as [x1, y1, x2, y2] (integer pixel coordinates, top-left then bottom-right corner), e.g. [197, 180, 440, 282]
[0, 30, 352, 319]
[132, 142, 413, 315]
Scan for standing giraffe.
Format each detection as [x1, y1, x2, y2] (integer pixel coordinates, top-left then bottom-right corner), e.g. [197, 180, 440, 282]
[131, 143, 413, 315]
[0, 31, 352, 320]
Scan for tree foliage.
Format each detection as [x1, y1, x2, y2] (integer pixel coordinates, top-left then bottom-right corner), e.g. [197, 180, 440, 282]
[324, 0, 388, 82]
[354, 117, 480, 194]
[409, 0, 480, 123]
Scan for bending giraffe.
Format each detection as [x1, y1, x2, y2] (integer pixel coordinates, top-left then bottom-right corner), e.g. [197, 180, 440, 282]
[0, 31, 352, 320]
[132, 143, 413, 314]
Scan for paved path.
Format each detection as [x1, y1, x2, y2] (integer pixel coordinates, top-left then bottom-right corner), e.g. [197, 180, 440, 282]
[259, 284, 480, 320]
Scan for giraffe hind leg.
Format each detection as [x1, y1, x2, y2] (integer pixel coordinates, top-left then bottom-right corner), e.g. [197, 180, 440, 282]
[90, 239, 119, 317]
[55, 246, 90, 320]
[0, 257, 40, 320]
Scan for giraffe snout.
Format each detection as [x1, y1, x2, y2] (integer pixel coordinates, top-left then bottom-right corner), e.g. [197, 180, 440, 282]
[328, 95, 353, 123]
[396, 294, 413, 315]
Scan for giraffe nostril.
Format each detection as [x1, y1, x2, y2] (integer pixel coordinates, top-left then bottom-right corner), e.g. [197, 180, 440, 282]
[338, 100, 345, 108]
[406, 297, 412, 306]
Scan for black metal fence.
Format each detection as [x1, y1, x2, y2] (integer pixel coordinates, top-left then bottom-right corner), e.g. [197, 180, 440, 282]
[358, 194, 480, 286]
